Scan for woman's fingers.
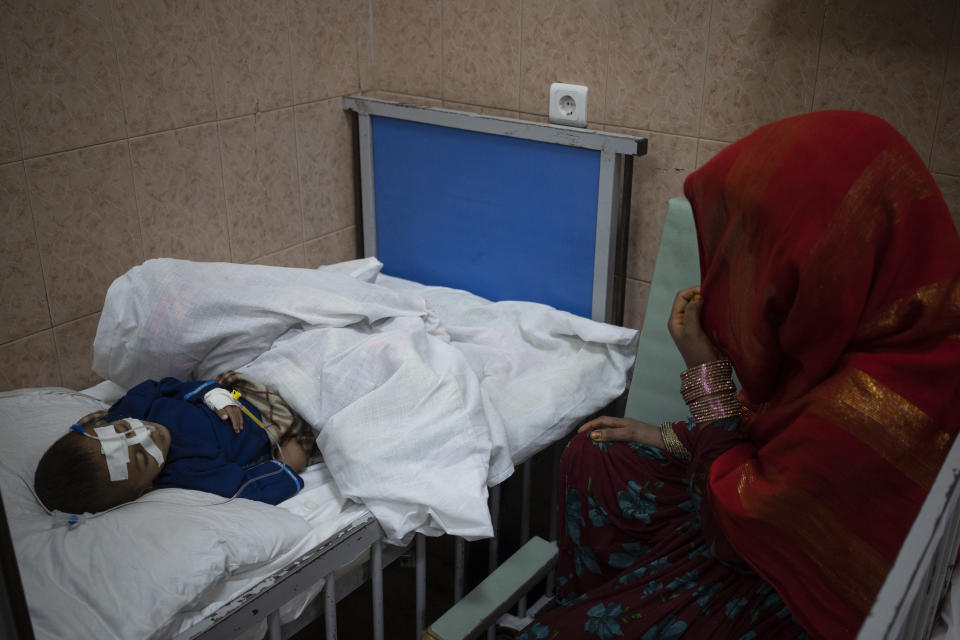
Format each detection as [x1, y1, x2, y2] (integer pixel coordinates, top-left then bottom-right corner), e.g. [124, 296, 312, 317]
[577, 415, 631, 433]
[668, 285, 702, 339]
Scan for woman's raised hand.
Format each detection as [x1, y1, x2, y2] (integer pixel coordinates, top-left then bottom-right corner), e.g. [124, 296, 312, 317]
[668, 286, 723, 368]
[577, 416, 662, 447]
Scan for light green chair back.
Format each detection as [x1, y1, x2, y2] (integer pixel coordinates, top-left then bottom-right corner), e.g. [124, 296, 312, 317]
[623, 197, 701, 425]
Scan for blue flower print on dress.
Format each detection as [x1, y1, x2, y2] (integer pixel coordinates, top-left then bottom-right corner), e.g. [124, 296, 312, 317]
[518, 622, 551, 639]
[642, 581, 664, 597]
[628, 442, 666, 460]
[738, 632, 758, 640]
[587, 479, 611, 527]
[688, 544, 711, 561]
[617, 481, 658, 523]
[574, 544, 602, 576]
[618, 565, 647, 585]
[584, 603, 624, 638]
[725, 597, 749, 619]
[666, 569, 699, 593]
[692, 582, 722, 609]
[641, 614, 687, 640]
[647, 555, 671, 575]
[566, 488, 586, 544]
[608, 540, 652, 569]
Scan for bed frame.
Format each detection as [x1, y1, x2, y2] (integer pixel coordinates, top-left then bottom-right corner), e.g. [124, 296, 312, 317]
[0, 96, 646, 640]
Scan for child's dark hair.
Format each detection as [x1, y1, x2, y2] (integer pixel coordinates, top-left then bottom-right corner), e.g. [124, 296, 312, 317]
[34, 431, 139, 514]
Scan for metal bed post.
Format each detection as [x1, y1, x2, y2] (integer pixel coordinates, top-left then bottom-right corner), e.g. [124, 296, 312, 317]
[517, 460, 533, 617]
[487, 484, 502, 640]
[266, 611, 281, 640]
[488, 484, 502, 573]
[454, 537, 466, 603]
[324, 572, 336, 640]
[416, 533, 427, 639]
[372, 541, 384, 640]
[545, 442, 562, 597]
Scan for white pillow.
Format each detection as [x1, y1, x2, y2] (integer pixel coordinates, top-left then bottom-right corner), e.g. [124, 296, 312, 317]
[0, 388, 311, 640]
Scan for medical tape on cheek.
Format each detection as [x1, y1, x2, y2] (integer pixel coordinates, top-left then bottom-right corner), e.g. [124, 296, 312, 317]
[88, 419, 165, 481]
[125, 418, 164, 467]
[93, 425, 130, 482]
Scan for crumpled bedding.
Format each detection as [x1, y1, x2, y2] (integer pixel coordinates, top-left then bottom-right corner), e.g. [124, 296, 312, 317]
[93, 258, 638, 544]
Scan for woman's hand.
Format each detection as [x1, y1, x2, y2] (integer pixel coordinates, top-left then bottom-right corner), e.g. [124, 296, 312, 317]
[668, 286, 723, 368]
[577, 416, 662, 447]
[217, 405, 244, 433]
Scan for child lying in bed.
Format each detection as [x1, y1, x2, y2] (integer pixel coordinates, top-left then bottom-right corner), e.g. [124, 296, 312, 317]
[34, 373, 315, 515]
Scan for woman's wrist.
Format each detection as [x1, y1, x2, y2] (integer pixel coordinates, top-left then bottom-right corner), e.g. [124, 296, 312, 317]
[681, 360, 741, 425]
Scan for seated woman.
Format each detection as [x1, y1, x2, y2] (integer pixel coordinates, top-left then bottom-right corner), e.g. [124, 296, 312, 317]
[519, 111, 960, 639]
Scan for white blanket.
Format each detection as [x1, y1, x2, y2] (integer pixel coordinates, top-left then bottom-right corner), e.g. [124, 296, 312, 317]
[94, 258, 638, 544]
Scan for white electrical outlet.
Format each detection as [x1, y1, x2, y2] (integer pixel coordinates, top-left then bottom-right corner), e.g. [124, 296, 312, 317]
[549, 83, 588, 127]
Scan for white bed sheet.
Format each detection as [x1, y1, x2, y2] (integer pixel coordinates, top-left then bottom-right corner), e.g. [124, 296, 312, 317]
[93, 258, 639, 545]
[2, 257, 638, 639]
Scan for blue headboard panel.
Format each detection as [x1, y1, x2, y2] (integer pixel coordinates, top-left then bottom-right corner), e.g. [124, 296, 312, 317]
[344, 96, 646, 322]
[372, 115, 600, 318]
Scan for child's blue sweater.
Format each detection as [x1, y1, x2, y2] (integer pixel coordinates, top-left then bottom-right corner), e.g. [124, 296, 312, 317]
[104, 377, 303, 505]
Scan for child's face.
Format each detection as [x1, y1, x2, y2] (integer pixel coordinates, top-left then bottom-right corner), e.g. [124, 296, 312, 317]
[79, 420, 171, 494]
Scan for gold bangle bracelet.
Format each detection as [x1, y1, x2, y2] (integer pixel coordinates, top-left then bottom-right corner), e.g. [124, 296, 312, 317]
[659, 422, 691, 461]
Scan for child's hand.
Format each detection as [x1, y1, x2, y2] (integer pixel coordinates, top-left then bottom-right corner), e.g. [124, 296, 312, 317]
[217, 405, 244, 433]
[276, 439, 309, 473]
[668, 286, 723, 368]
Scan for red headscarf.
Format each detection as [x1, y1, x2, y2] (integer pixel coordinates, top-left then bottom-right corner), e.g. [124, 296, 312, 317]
[684, 111, 960, 638]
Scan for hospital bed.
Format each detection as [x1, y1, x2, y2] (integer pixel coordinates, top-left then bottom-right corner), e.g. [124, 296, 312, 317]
[0, 97, 648, 640]
[424, 197, 960, 640]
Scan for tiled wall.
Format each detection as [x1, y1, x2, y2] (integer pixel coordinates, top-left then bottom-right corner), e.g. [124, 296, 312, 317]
[368, 0, 960, 333]
[2, 0, 960, 392]
[0, 0, 371, 391]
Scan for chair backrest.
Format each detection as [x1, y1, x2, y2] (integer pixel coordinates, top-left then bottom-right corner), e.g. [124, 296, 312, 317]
[623, 197, 700, 425]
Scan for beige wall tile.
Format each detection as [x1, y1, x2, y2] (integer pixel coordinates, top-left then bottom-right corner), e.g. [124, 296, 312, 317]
[27, 142, 142, 325]
[220, 109, 301, 261]
[934, 172, 960, 232]
[700, 0, 823, 141]
[606, 0, 710, 135]
[0, 162, 49, 342]
[607, 127, 698, 282]
[0, 331, 60, 390]
[358, 0, 374, 92]
[304, 226, 358, 266]
[519, 0, 608, 121]
[296, 98, 357, 240]
[206, 0, 294, 119]
[696, 139, 729, 169]
[3, 0, 125, 157]
[623, 277, 651, 332]
[373, 0, 442, 97]
[55, 313, 101, 390]
[0, 50, 21, 163]
[130, 123, 230, 262]
[113, 0, 217, 136]
[443, 0, 521, 110]
[932, 13, 960, 174]
[289, 0, 361, 103]
[813, 0, 953, 159]
[251, 244, 306, 268]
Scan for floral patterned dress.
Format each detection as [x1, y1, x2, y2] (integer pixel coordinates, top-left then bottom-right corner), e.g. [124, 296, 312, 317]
[517, 418, 808, 640]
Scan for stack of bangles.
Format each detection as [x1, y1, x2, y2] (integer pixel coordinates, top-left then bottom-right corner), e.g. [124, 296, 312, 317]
[680, 359, 741, 424]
